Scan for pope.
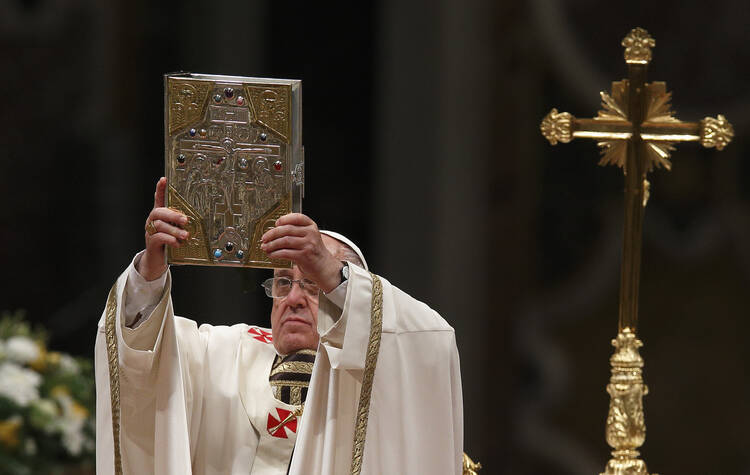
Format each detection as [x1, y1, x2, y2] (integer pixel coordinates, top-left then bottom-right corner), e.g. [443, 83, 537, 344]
[94, 177, 464, 474]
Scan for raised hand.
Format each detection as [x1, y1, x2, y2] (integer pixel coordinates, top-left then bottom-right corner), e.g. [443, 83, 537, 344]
[138, 177, 189, 281]
[260, 213, 343, 293]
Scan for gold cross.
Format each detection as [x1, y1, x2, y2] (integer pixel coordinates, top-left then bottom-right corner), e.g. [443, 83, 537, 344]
[540, 27, 734, 332]
[540, 27, 735, 475]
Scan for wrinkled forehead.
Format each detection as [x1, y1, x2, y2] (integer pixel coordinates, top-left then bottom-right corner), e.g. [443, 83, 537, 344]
[273, 266, 302, 278]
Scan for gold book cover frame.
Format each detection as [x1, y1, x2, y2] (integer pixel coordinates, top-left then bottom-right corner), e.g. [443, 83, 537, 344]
[164, 73, 303, 269]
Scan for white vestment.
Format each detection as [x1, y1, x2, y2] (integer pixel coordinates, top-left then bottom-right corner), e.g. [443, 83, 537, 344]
[95, 259, 463, 474]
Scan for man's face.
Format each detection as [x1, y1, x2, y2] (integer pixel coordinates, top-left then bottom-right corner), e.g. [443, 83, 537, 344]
[269, 265, 321, 355]
[269, 235, 344, 354]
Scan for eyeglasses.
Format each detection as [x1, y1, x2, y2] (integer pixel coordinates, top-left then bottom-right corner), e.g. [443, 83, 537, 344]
[261, 277, 320, 299]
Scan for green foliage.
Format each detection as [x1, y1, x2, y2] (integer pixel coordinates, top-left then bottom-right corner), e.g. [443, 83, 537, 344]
[0, 310, 47, 343]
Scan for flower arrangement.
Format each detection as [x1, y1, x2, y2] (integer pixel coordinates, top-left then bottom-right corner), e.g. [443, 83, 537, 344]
[0, 311, 95, 475]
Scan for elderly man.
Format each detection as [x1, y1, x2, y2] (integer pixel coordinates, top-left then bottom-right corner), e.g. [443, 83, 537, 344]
[95, 178, 463, 474]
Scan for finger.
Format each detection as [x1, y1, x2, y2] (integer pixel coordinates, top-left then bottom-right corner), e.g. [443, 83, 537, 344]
[149, 219, 190, 240]
[265, 249, 302, 262]
[148, 232, 181, 248]
[275, 213, 314, 228]
[261, 235, 308, 254]
[154, 177, 167, 208]
[261, 223, 308, 243]
[264, 250, 320, 281]
[149, 207, 188, 227]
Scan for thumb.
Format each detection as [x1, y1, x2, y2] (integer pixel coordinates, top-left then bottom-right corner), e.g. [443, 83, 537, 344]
[154, 177, 167, 208]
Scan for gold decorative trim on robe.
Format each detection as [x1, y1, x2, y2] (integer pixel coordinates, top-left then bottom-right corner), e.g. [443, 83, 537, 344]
[350, 273, 383, 475]
[269, 349, 316, 406]
[104, 284, 123, 475]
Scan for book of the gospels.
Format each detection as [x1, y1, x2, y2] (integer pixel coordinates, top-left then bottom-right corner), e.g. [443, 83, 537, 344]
[164, 73, 303, 268]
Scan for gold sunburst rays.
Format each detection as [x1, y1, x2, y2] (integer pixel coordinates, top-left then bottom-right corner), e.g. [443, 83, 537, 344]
[644, 83, 679, 123]
[597, 140, 627, 169]
[641, 82, 680, 172]
[594, 81, 681, 173]
[595, 85, 628, 169]
[645, 141, 675, 171]
[595, 84, 629, 169]
[597, 87, 628, 121]
[595, 140, 674, 173]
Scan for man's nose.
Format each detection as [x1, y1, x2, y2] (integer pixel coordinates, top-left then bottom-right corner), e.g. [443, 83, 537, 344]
[285, 281, 307, 306]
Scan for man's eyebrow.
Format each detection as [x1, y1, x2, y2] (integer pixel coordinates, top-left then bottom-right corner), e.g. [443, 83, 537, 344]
[274, 270, 293, 277]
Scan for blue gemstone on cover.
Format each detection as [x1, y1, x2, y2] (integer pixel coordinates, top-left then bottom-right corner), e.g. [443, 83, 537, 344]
[214, 249, 222, 258]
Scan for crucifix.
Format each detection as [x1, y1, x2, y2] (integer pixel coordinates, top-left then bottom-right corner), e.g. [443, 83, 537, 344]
[540, 28, 734, 474]
[214, 183, 243, 230]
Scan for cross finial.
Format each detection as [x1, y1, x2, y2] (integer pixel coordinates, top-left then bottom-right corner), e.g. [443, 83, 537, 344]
[622, 28, 655, 64]
[701, 115, 735, 150]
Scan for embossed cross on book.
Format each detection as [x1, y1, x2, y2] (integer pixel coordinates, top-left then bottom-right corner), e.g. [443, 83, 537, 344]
[540, 27, 734, 475]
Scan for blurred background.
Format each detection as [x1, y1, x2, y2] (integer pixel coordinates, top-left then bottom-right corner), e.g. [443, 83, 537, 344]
[2, 0, 749, 473]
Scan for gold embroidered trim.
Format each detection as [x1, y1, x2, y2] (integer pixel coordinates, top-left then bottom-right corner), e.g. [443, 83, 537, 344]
[270, 360, 315, 376]
[350, 273, 383, 475]
[294, 349, 317, 357]
[104, 284, 123, 475]
[269, 379, 313, 388]
[290, 386, 302, 406]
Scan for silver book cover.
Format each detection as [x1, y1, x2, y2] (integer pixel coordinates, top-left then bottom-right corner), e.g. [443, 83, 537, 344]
[164, 72, 303, 268]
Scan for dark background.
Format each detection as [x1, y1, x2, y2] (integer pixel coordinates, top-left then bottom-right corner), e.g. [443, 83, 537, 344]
[2, 0, 749, 473]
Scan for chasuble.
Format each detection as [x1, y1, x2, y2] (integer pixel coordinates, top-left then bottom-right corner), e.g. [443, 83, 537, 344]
[95, 258, 463, 474]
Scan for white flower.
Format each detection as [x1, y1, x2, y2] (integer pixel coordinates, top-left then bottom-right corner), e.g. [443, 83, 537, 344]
[23, 438, 37, 456]
[53, 390, 89, 456]
[5, 336, 40, 364]
[0, 362, 41, 406]
[58, 354, 79, 374]
[61, 426, 85, 456]
[29, 398, 59, 433]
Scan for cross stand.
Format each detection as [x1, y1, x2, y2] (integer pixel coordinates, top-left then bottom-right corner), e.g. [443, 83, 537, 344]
[540, 27, 734, 475]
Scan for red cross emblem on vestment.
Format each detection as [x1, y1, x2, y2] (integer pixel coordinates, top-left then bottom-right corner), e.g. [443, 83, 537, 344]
[267, 408, 297, 438]
[248, 327, 273, 343]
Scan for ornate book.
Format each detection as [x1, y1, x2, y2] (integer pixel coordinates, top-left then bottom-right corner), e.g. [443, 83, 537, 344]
[164, 73, 303, 268]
